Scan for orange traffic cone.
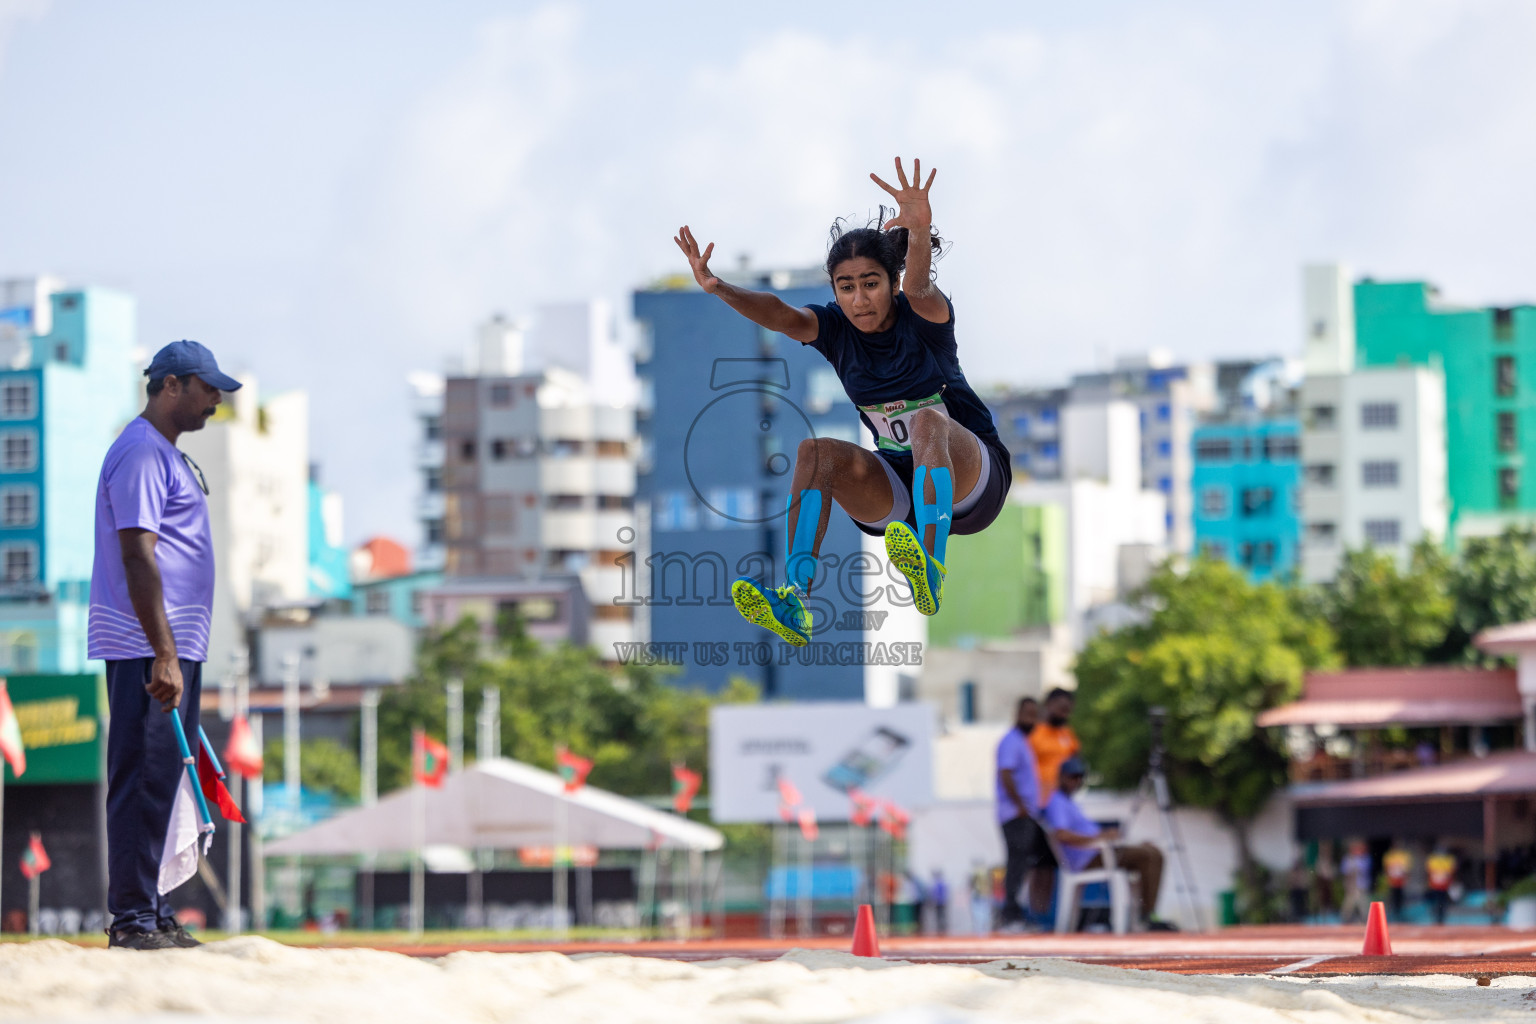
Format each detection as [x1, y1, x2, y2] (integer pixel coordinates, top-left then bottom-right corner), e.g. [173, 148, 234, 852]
[1362, 901, 1393, 955]
[851, 904, 881, 958]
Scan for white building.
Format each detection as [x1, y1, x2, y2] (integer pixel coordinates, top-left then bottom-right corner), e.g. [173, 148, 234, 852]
[1299, 264, 1449, 583]
[180, 377, 311, 683]
[1014, 399, 1168, 648]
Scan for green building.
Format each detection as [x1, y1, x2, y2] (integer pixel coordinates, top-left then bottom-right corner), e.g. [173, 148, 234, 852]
[927, 503, 1066, 647]
[1354, 280, 1535, 539]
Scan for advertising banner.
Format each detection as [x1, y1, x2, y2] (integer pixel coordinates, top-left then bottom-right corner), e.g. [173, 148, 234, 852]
[2, 674, 105, 785]
[709, 702, 935, 823]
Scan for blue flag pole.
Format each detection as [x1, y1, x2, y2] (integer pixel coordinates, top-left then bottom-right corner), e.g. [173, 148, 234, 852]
[171, 710, 215, 835]
[198, 725, 227, 780]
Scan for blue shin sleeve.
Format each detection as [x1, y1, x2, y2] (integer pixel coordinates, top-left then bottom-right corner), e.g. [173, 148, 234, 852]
[786, 489, 822, 591]
[913, 466, 954, 564]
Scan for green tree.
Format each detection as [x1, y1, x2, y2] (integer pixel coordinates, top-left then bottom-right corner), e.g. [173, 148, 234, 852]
[1073, 558, 1338, 871]
[1319, 540, 1454, 667]
[262, 737, 362, 802]
[375, 615, 758, 798]
[1438, 525, 1536, 664]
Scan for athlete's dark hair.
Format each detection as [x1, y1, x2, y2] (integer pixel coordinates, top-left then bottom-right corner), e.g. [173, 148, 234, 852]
[144, 369, 167, 397]
[1045, 687, 1074, 704]
[1016, 696, 1038, 714]
[825, 207, 945, 287]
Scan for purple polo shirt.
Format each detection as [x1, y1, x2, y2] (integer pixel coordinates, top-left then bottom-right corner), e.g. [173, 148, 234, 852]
[1043, 791, 1102, 873]
[88, 417, 214, 662]
[995, 727, 1040, 823]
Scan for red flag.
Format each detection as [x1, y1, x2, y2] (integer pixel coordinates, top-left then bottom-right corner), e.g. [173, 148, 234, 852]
[222, 715, 262, 780]
[797, 805, 819, 842]
[198, 744, 246, 823]
[849, 788, 878, 827]
[0, 678, 25, 777]
[671, 763, 702, 814]
[19, 832, 49, 879]
[555, 747, 592, 793]
[413, 729, 449, 788]
[776, 776, 802, 822]
[878, 800, 910, 841]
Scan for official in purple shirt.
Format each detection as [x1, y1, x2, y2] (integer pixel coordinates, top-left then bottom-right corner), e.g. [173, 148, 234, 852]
[994, 697, 1054, 929]
[88, 340, 240, 950]
[1044, 757, 1166, 925]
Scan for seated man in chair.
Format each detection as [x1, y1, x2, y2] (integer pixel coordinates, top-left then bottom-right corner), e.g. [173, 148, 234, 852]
[1042, 757, 1168, 928]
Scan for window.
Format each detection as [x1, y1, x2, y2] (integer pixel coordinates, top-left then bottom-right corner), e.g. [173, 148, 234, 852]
[1241, 486, 1275, 517]
[1240, 540, 1276, 569]
[1497, 356, 1517, 398]
[1308, 522, 1337, 545]
[807, 368, 846, 415]
[1495, 307, 1515, 342]
[1039, 440, 1059, 458]
[426, 519, 445, 544]
[1360, 402, 1398, 430]
[1200, 486, 1229, 518]
[500, 597, 558, 623]
[959, 681, 976, 724]
[1500, 411, 1518, 453]
[489, 383, 513, 407]
[1305, 463, 1336, 487]
[1156, 439, 1172, 457]
[1012, 415, 1029, 434]
[0, 487, 35, 527]
[1200, 540, 1227, 561]
[597, 494, 632, 510]
[1040, 407, 1057, 423]
[656, 491, 699, 532]
[0, 543, 36, 581]
[1156, 403, 1171, 422]
[458, 439, 475, 461]
[1501, 467, 1520, 508]
[1309, 405, 1337, 430]
[410, 590, 426, 616]
[424, 468, 442, 493]
[491, 439, 508, 460]
[1362, 460, 1399, 488]
[365, 589, 391, 615]
[1364, 519, 1401, 545]
[0, 431, 35, 472]
[422, 415, 442, 441]
[1263, 435, 1300, 460]
[0, 379, 34, 420]
[1195, 438, 1233, 462]
[548, 494, 585, 510]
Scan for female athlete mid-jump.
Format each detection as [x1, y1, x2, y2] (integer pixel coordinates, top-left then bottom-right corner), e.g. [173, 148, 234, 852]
[674, 157, 1012, 646]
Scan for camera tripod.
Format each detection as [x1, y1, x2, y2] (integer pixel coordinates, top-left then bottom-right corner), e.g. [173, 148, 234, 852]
[1123, 707, 1207, 931]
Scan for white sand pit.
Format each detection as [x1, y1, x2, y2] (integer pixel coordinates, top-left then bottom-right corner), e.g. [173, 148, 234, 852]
[2, 938, 1533, 1024]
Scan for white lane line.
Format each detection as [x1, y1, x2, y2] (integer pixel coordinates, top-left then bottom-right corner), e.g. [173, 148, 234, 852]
[1270, 955, 1338, 975]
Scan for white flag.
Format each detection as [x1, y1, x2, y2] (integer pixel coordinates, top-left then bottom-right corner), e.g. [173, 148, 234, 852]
[158, 769, 213, 895]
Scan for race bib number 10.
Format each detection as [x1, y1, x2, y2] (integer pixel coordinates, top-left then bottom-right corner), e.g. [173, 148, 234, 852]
[859, 392, 948, 452]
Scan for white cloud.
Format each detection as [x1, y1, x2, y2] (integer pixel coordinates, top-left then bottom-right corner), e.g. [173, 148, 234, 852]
[0, 0, 48, 74]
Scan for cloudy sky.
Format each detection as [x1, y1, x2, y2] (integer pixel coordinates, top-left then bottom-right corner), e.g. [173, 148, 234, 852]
[1, 0, 1534, 545]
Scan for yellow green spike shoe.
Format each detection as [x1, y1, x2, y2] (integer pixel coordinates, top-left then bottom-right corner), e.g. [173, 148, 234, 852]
[731, 577, 812, 646]
[885, 520, 946, 616]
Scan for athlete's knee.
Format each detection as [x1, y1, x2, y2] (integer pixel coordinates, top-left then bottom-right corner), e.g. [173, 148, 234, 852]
[910, 406, 948, 438]
[796, 437, 841, 480]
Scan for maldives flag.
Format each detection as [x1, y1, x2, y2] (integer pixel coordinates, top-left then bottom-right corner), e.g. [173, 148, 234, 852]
[556, 747, 592, 793]
[413, 729, 449, 788]
[222, 715, 263, 780]
[849, 788, 878, 827]
[797, 805, 819, 843]
[198, 744, 245, 823]
[776, 776, 802, 822]
[671, 764, 702, 814]
[0, 678, 24, 777]
[19, 832, 48, 878]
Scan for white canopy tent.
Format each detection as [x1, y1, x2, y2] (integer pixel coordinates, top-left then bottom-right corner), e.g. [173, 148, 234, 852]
[265, 756, 722, 856]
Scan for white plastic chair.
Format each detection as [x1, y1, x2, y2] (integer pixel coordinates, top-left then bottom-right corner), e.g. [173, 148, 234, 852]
[1047, 831, 1135, 935]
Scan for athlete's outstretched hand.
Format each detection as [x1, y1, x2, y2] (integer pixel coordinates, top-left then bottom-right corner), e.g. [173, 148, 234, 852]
[674, 225, 721, 294]
[871, 157, 936, 232]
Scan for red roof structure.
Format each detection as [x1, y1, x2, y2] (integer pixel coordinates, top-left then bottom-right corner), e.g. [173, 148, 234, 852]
[1290, 749, 1536, 807]
[1256, 667, 1521, 729]
[352, 537, 412, 581]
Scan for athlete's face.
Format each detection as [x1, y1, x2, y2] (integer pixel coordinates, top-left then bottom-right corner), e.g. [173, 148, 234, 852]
[831, 257, 898, 333]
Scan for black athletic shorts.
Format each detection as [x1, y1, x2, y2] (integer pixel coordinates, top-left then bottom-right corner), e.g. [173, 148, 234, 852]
[848, 436, 1010, 539]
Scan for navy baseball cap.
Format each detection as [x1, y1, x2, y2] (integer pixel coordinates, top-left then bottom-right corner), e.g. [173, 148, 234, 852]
[145, 340, 242, 392]
[1059, 756, 1087, 778]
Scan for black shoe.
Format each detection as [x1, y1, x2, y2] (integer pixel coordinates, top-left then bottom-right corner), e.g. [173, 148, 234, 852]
[108, 927, 182, 950]
[1147, 919, 1180, 932]
[161, 921, 202, 948]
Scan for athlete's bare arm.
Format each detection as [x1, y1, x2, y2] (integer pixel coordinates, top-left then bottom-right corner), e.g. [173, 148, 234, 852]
[871, 157, 947, 324]
[674, 225, 818, 344]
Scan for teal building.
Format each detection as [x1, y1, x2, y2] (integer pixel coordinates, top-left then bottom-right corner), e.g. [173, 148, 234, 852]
[1191, 419, 1302, 581]
[0, 285, 138, 671]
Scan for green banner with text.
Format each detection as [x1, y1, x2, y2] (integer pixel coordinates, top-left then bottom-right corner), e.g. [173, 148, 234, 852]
[2, 674, 105, 785]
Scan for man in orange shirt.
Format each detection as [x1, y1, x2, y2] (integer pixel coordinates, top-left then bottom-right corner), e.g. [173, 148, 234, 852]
[1031, 688, 1081, 799]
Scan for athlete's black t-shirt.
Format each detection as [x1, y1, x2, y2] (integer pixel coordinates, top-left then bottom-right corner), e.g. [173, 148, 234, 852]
[806, 292, 1012, 486]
